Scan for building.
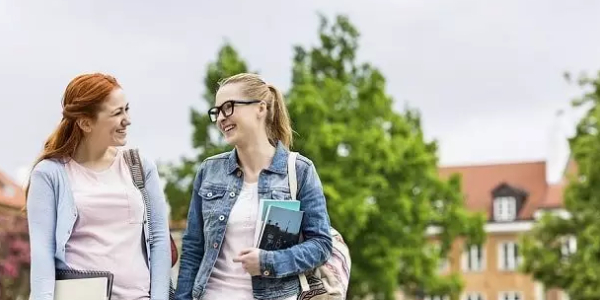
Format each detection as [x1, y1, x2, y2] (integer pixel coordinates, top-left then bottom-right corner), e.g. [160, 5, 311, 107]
[421, 158, 575, 300]
[0, 169, 26, 210]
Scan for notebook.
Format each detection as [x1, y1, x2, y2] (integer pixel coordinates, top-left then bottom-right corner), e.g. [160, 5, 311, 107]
[257, 205, 304, 251]
[254, 199, 301, 247]
[54, 269, 114, 300]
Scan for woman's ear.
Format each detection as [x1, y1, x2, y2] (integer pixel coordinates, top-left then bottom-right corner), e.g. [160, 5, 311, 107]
[77, 118, 92, 133]
[257, 101, 268, 119]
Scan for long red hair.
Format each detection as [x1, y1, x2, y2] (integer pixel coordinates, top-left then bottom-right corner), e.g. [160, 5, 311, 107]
[25, 73, 121, 196]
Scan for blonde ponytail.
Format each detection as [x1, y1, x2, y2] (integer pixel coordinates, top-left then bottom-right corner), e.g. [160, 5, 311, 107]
[266, 85, 293, 149]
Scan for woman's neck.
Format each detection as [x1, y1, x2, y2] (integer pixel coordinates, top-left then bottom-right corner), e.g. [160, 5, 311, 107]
[236, 140, 276, 178]
[72, 140, 116, 171]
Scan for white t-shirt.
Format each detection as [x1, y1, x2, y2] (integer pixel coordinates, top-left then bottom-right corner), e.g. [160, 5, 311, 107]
[203, 182, 297, 300]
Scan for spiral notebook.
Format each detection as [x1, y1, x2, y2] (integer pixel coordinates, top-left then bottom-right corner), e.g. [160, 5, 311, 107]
[54, 269, 114, 300]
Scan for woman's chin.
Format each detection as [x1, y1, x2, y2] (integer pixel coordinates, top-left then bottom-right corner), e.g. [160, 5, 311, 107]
[111, 138, 127, 147]
[223, 132, 241, 146]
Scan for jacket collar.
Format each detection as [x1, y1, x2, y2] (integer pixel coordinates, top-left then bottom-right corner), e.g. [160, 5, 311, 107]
[226, 141, 288, 175]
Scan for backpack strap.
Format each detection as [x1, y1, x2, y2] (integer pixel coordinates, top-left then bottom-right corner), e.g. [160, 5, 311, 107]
[124, 149, 146, 189]
[123, 149, 150, 229]
[287, 151, 298, 200]
[123, 148, 176, 299]
[287, 152, 310, 292]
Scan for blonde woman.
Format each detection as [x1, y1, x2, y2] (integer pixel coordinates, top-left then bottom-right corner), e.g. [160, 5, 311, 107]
[175, 73, 333, 300]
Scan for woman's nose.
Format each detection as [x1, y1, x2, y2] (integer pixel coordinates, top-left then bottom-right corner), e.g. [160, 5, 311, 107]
[122, 117, 131, 126]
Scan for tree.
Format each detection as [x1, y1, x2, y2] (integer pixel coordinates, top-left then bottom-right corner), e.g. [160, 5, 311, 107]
[162, 14, 485, 300]
[520, 72, 600, 300]
[286, 14, 485, 300]
[161, 42, 252, 221]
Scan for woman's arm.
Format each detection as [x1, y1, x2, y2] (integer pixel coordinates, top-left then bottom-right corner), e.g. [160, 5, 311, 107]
[27, 164, 58, 300]
[259, 159, 333, 278]
[143, 158, 172, 300]
[175, 163, 206, 300]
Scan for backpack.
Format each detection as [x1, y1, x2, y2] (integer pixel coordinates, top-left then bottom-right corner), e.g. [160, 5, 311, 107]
[287, 152, 351, 300]
[123, 148, 177, 300]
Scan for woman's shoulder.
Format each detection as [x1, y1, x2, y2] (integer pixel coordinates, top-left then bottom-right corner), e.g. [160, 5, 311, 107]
[204, 151, 231, 162]
[119, 147, 158, 173]
[293, 151, 314, 169]
[31, 158, 65, 176]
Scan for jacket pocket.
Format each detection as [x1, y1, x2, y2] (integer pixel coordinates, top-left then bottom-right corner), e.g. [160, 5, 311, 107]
[198, 188, 227, 201]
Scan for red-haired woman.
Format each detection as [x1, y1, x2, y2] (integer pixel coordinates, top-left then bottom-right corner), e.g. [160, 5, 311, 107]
[26, 73, 172, 300]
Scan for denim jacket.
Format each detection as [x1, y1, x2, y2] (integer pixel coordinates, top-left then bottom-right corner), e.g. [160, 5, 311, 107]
[26, 152, 172, 300]
[175, 142, 333, 300]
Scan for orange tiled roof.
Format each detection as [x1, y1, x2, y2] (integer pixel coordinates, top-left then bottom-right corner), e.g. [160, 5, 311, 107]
[439, 160, 559, 220]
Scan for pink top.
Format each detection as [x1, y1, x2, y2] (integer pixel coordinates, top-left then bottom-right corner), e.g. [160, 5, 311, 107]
[64, 149, 150, 300]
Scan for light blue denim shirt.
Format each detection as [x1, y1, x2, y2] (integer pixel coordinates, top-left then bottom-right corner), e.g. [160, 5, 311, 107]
[26, 152, 172, 300]
[175, 142, 333, 300]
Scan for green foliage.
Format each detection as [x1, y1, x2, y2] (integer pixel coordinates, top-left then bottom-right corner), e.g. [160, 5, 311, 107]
[520, 72, 600, 300]
[287, 14, 484, 300]
[160, 43, 251, 221]
[163, 14, 485, 300]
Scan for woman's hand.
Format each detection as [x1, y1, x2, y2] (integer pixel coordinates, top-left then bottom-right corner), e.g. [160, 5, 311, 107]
[233, 248, 261, 276]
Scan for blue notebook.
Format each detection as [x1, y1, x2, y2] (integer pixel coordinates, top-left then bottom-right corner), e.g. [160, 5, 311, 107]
[254, 199, 301, 246]
[257, 206, 304, 251]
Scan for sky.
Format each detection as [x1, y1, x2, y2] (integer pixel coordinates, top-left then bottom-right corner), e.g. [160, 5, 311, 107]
[1, 0, 599, 184]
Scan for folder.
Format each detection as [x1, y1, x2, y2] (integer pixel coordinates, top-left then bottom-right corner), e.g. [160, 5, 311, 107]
[54, 269, 114, 300]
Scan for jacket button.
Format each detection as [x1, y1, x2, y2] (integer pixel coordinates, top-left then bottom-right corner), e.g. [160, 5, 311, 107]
[263, 270, 270, 276]
[213, 243, 218, 248]
[207, 192, 213, 197]
[219, 215, 225, 221]
[236, 170, 242, 177]
[229, 192, 235, 197]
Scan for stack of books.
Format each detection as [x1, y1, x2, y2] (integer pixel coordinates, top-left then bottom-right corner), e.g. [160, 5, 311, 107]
[254, 199, 304, 251]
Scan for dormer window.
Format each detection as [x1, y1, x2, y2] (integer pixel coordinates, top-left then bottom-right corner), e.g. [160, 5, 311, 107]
[494, 196, 517, 221]
[491, 183, 528, 222]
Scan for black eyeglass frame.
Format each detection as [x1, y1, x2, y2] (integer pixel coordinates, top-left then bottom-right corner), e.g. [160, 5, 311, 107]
[207, 100, 262, 123]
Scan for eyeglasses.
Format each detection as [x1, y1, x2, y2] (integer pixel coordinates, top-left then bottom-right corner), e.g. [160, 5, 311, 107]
[208, 100, 262, 123]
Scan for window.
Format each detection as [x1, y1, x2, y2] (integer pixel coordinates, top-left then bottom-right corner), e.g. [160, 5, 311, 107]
[493, 196, 517, 221]
[464, 293, 484, 300]
[438, 257, 449, 272]
[499, 291, 522, 300]
[462, 244, 484, 271]
[498, 242, 520, 271]
[561, 236, 577, 257]
[430, 243, 449, 272]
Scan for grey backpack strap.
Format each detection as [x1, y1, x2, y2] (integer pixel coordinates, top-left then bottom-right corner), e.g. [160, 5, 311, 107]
[124, 149, 146, 189]
[123, 148, 176, 300]
[123, 149, 151, 244]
